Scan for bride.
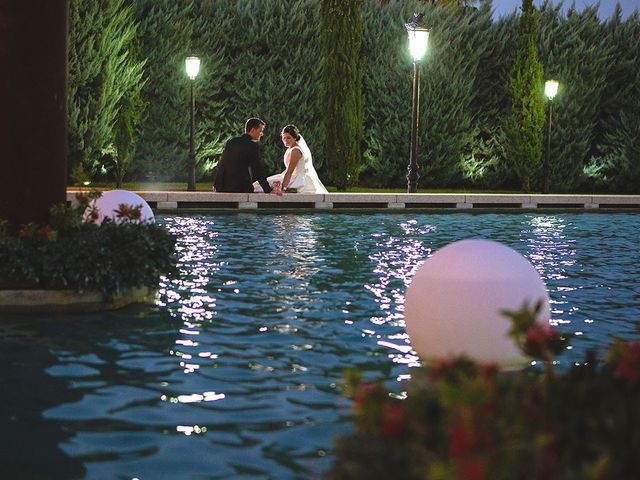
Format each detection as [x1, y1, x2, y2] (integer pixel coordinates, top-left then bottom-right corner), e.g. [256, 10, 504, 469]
[254, 124, 327, 194]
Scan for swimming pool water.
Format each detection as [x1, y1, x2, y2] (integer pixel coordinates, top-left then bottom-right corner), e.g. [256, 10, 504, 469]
[1, 212, 638, 479]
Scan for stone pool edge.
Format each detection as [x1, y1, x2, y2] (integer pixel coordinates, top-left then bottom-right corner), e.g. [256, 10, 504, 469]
[67, 191, 640, 212]
[0, 286, 156, 314]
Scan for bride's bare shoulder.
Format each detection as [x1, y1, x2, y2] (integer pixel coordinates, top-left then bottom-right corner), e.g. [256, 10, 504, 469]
[288, 146, 303, 158]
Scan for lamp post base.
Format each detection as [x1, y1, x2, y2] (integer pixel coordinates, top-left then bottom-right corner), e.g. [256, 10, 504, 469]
[187, 154, 196, 192]
[407, 168, 419, 194]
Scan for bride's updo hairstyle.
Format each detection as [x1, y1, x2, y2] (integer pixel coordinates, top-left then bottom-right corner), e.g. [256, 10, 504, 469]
[282, 124, 301, 141]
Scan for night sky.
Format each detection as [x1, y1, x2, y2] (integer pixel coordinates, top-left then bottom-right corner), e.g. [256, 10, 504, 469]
[492, 0, 640, 19]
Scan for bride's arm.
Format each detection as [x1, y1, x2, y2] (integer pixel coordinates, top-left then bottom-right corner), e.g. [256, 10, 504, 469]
[281, 149, 302, 190]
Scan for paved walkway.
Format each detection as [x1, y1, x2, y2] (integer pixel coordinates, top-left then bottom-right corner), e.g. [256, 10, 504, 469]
[66, 191, 640, 211]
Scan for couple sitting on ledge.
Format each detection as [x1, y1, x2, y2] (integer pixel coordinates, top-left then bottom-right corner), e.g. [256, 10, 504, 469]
[213, 117, 327, 195]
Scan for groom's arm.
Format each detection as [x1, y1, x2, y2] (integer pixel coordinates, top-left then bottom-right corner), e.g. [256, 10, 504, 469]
[213, 157, 225, 192]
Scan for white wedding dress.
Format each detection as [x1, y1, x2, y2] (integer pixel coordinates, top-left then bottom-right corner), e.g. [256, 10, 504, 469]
[254, 136, 328, 193]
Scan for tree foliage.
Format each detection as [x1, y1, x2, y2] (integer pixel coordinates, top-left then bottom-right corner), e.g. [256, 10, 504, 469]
[319, 0, 365, 190]
[537, 1, 613, 192]
[66, 0, 640, 192]
[585, 6, 640, 192]
[131, 0, 323, 182]
[68, 0, 146, 180]
[503, 0, 545, 193]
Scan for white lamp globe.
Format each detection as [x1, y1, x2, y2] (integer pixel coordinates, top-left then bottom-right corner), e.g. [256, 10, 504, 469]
[84, 190, 154, 225]
[185, 56, 200, 80]
[404, 239, 550, 367]
[405, 13, 430, 62]
[545, 79, 559, 99]
[408, 29, 429, 61]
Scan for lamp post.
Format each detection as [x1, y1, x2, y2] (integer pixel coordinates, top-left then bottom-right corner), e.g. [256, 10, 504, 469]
[543, 79, 558, 194]
[405, 13, 430, 194]
[185, 56, 200, 191]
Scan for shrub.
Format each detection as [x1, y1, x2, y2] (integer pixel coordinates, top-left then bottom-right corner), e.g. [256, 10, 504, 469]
[327, 306, 640, 480]
[0, 192, 178, 298]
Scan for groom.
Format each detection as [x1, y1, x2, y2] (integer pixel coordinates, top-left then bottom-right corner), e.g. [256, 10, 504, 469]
[214, 117, 279, 194]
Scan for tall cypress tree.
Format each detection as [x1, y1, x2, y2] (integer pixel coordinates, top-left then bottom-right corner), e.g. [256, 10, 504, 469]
[319, 0, 364, 190]
[503, 0, 545, 193]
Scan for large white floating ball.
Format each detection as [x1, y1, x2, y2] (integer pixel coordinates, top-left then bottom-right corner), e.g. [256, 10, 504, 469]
[404, 239, 550, 367]
[84, 190, 154, 224]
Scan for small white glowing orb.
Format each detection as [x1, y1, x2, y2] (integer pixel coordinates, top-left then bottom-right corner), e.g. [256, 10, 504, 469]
[404, 239, 550, 367]
[84, 189, 154, 224]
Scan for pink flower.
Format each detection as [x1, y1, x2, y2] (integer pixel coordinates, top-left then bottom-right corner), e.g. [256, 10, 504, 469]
[449, 423, 471, 458]
[460, 458, 487, 480]
[115, 204, 132, 219]
[39, 225, 57, 241]
[353, 381, 378, 410]
[524, 323, 558, 356]
[613, 341, 640, 383]
[480, 363, 498, 380]
[379, 403, 405, 439]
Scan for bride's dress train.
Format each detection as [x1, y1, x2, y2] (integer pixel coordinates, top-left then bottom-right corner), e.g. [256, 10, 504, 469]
[254, 136, 327, 193]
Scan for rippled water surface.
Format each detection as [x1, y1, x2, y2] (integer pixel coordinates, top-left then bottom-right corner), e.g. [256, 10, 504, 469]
[1, 212, 638, 479]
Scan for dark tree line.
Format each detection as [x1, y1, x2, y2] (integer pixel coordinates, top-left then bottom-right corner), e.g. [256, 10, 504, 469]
[67, 0, 640, 193]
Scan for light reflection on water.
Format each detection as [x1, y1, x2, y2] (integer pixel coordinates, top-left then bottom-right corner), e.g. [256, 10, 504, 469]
[0, 212, 638, 479]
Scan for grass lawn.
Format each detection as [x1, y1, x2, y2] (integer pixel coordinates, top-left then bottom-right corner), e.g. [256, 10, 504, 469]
[69, 182, 523, 194]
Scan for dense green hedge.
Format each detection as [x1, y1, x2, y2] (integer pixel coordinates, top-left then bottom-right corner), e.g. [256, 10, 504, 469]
[129, 0, 324, 183]
[68, 0, 640, 192]
[68, 0, 145, 178]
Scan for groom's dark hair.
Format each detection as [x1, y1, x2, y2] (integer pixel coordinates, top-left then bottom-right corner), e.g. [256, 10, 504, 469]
[245, 117, 265, 133]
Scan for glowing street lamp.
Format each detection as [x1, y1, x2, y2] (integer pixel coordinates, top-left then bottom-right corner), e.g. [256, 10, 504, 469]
[185, 56, 200, 191]
[543, 80, 559, 194]
[405, 13, 430, 193]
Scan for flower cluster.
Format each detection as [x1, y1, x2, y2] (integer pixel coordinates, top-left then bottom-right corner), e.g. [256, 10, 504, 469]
[73, 190, 102, 224]
[327, 308, 640, 480]
[608, 339, 640, 384]
[115, 203, 142, 221]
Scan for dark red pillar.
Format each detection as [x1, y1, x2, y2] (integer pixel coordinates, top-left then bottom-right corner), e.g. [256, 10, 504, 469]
[0, 1, 68, 227]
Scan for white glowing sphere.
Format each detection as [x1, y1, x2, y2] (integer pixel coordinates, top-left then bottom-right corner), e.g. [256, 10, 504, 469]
[404, 239, 550, 367]
[84, 190, 154, 224]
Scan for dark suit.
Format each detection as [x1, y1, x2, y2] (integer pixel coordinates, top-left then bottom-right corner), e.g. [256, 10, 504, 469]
[214, 134, 272, 193]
